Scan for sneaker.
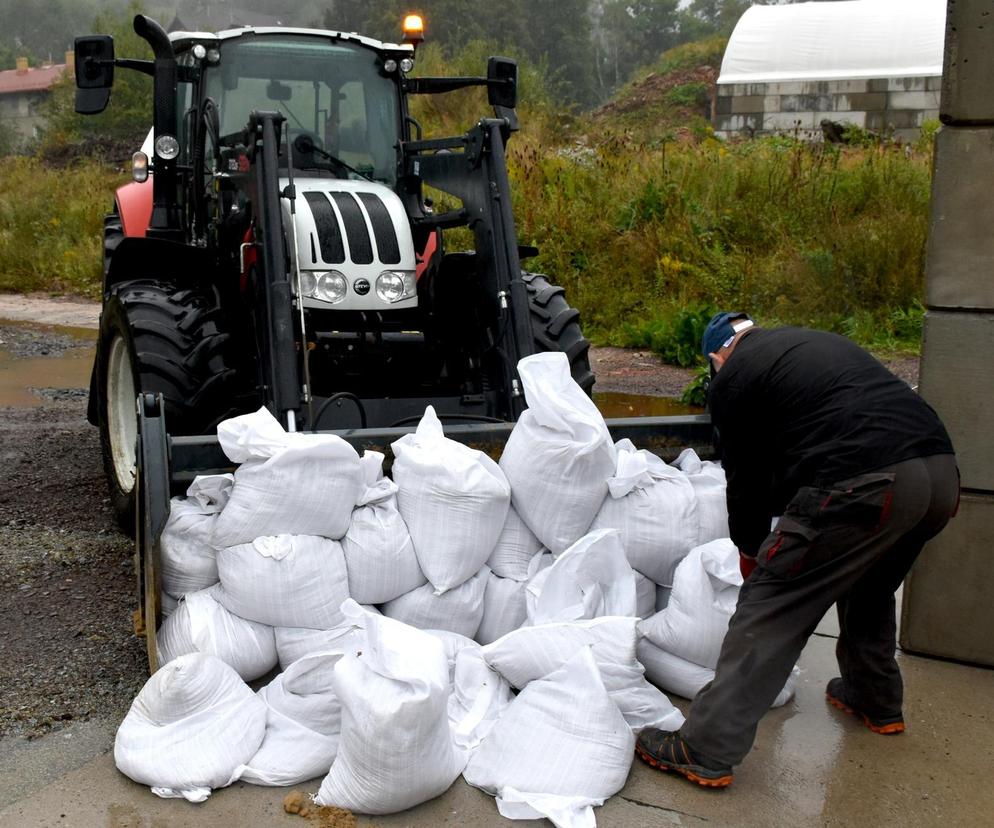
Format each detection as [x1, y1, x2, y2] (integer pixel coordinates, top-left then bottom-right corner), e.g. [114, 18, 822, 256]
[635, 729, 733, 788]
[825, 677, 905, 735]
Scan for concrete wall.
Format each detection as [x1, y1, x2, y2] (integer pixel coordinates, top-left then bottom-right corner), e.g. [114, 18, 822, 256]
[899, 0, 994, 668]
[714, 76, 941, 142]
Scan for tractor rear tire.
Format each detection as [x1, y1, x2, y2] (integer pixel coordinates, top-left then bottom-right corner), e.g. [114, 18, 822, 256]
[97, 280, 246, 531]
[522, 271, 595, 395]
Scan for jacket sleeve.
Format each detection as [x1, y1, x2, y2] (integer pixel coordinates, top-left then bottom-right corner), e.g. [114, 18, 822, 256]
[712, 389, 775, 558]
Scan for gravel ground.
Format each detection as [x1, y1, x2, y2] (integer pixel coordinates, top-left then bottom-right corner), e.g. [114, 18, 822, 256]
[0, 313, 920, 741]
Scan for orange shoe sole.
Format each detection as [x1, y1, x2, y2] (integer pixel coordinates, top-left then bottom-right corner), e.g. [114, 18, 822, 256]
[635, 743, 733, 788]
[826, 692, 905, 734]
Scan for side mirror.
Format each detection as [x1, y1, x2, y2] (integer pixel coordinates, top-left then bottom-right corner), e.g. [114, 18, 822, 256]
[74, 35, 115, 114]
[487, 57, 517, 110]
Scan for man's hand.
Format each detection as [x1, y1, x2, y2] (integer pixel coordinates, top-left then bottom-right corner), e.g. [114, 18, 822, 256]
[739, 551, 758, 579]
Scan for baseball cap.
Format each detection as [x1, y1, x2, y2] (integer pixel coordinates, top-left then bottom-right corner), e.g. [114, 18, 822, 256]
[701, 312, 753, 358]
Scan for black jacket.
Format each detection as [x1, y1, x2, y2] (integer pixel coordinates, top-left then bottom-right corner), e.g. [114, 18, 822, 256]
[709, 327, 954, 556]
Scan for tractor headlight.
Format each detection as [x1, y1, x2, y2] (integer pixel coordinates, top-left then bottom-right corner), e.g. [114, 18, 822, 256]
[315, 271, 347, 304]
[154, 134, 180, 160]
[383, 58, 398, 74]
[400, 57, 415, 73]
[376, 270, 416, 303]
[298, 271, 317, 297]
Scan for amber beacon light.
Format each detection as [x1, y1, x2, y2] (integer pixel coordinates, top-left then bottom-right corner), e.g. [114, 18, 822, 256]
[402, 14, 425, 46]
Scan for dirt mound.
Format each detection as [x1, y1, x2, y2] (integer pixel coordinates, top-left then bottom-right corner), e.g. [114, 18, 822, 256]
[283, 791, 357, 828]
[594, 65, 717, 123]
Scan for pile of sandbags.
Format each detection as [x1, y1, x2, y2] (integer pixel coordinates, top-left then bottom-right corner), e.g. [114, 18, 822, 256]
[114, 353, 796, 825]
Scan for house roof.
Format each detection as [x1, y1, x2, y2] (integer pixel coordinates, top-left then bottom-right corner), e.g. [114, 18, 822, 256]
[718, 0, 945, 85]
[0, 63, 67, 95]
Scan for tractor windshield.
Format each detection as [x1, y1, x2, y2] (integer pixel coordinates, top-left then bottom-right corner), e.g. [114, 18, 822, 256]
[204, 35, 401, 184]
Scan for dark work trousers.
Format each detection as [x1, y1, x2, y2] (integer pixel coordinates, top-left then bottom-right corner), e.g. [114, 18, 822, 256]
[679, 453, 959, 768]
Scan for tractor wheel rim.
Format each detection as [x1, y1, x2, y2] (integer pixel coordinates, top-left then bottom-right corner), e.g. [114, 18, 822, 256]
[107, 335, 137, 495]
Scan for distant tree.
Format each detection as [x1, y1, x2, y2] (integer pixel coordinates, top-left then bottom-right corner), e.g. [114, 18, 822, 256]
[598, 0, 681, 93]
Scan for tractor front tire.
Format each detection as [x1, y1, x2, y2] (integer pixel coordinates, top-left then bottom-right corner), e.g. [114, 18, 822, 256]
[97, 280, 246, 530]
[522, 271, 595, 395]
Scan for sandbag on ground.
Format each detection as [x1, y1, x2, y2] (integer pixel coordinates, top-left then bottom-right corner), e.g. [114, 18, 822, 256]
[673, 448, 729, 545]
[114, 653, 267, 803]
[591, 439, 698, 584]
[486, 506, 544, 581]
[448, 646, 512, 754]
[637, 639, 798, 708]
[160, 474, 232, 599]
[156, 585, 277, 681]
[316, 602, 465, 814]
[635, 572, 657, 619]
[475, 573, 528, 646]
[211, 407, 362, 547]
[464, 647, 635, 828]
[342, 450, 425, 604]
[237, 650, 352, 786]
[481, 615, 684, 732]
[392, 406, 510, 593]
[499, 352, 616, 556]
[525, 528, 636, 625]
[639, 538, 742, 669]
[274, 625, 362, 672]
[216, 534, 349, 630]
[381, 565, 489, 639]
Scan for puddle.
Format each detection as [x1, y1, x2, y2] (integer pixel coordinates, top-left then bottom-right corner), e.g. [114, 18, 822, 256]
[594, 391, 701, 419]
[0, 320, 95, 408]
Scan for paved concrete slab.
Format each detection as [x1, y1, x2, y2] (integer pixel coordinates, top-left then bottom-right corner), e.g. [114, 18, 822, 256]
[1, 632, 991, 828]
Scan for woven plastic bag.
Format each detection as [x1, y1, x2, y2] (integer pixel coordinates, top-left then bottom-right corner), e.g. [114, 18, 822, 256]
[236, 650, 352, 786]
[114, 653, 267, 803]
[211, 407, 362, 547]
[156, 585, 277, 681]
[448, 646, 513, 754]
[160, 474, 231, 599]
[499, 353, 616, 555]
[463, 647, 635, 828]
[476, 572, 529, 646]
[525, 529, 636, 625]
[215, 534, 349, 630]
[381, 565, 489, 639]
[274, 625, 362, 672]
[481, 615, 684, 732]
[486, 505, 544, 581]
[342, 450, 425, 604]
[590, 439, 698, 584]
[673, 448, 729, 545]
[639, 538, 741, 669]
[315, 601, 465, 814]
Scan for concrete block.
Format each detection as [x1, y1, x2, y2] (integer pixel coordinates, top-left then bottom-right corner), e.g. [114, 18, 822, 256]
[763, 95, 781, 112]
[900, 493, 994, 667]
[918, 311, 994, 490]
[889, 90, 941, 110]
[926, 75, 943, 92]
[867, 110, 922, 131]
[764, 81, 805, 95]
[925, 126, 994, 310]
[828, 79, 874, 94]
[714, 114, 761, 133]
[839, 92, 887, 111]
[731, 95, 765, 114]
[885, 76, 928, 93]
[941, 0, 994, 124]
[715, 96, 732, 116]
[780, 93, 834, 113]
[715, 84, 734, 98]
[763, 111, 815, 131]
[801, 80, 832, 96]
[868, 78, 890, 93]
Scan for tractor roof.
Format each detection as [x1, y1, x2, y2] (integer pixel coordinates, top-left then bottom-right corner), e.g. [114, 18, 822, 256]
[168, 27, 414, 57]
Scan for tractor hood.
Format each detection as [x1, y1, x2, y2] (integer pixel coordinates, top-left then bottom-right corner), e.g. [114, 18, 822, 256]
[282, 178, 417, 311]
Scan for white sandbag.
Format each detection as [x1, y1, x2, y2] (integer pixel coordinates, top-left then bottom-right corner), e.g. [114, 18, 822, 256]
[274, 625, 363, 672]
[211, 407, 362, 547]
[341, 451, 425, 604]
[525, 529, 636, 625]
[156, 585, 277, 681]
[590, 440, 698, 584]
[637, 639, 798, 708]
[160, 591, 178, 618]
[449, 646, 512, 753]
[486, 506, 544, 581]
[160, 474, 232, 599]
[673, 448, 729, 545]
[499, 353, 616, 555]
[237, 651, 351, 786]
[639, 538, 742, 669]
[216, 534, 349, 630]
[392, 406, 510, 593]
[424, 628, 481, 686]
[635, 571, 657, 619]
[481, 615, 684, 732]
[381, 565, 489, 638]
[114, 653, 267, 803]
[476, 573, 528, 646]
[463, 647, 634, 828]
[316, 601, 465, 814]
